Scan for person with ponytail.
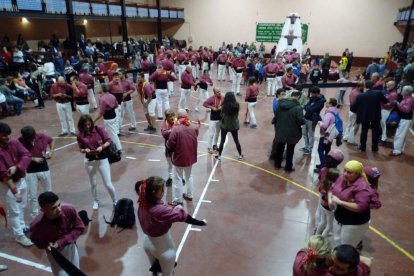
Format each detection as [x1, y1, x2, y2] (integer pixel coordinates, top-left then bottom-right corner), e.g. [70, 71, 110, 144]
[292, 235, 331, 275]
[160, 110, 177, 186]
[328, 160, 381, 248]
[135, 176, 207, 276]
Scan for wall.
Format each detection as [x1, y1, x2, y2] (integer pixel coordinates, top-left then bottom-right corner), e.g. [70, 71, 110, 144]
[0, 17, 181, 49]
[160, 0, 411, 57]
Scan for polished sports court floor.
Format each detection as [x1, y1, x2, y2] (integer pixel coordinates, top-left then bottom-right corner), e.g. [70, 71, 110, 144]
[0, 69, 413, 275]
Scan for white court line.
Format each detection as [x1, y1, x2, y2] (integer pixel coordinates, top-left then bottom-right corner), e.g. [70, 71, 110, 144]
[201, 200, 212, 203]
[148, 159, 161, 162]
[189, 228, 202, 232]
[197, 153, 207, 158]
[198, 140, 208, 143]
[125, 156, 136, 160]
[175, 136, 228, 260]
[53, 141, 77, 152]
[0, 252, 52, 272]
[210, 179, 219, 182]
[410, 128, 414, 136]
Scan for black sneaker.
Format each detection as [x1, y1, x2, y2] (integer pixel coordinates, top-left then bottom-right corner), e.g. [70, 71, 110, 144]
[166, 178, 172, 187]
[128, 127, 136, 131]
[58, 132, 68, 137]
[144, 126, 152, 131]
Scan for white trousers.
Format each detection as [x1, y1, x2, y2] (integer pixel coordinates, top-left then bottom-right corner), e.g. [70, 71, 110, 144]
[343, 111, 359, 144]
[88, 88, 98, 109]
[144, 232, 176, 276]
[26, 171, 52, 219]
[124, 99, 137, 128]
[6, 179, 28, 237]
[196, 88, 209, 111]
[84, 158, 117, 203]
[232, 72, 243, 94]
[267, 77, 276, 96]
[167, 81, 174, 95]
[144, 73, 149, 83]
[76, 104, 90, 116]
[46, 243, 79, 276]
[393, 118, 412, 154]
[380, 109, 391, 141]
[316, 205, 334, 237]
[166, 156, 173, 179]
[275, 76, 283, 91]
[156, 89, 170, 118]
[192, 64, 199, 79]
[116, 104, 124, 132]
[173, 165, 193, 202]
[218, 64, 225, 81]
[208, 120, 221, 148]
[229, 68, 234, 81]
[246, 102, 257, 125]
[179, 88, 191, 110]
[178, 65, 186, 84]
[104, 118, 122, 151]
[333, 219, 369, 247]
[56, 102, 75, 133]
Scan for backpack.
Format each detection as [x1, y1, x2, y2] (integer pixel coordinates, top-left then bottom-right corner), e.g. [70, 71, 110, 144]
[326, 111, 343, 146]
[95, 126, 121, 164]
[104, 198, 136, 232]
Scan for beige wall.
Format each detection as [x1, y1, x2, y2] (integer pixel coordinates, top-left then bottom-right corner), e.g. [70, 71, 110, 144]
[161, 0, 411, 57]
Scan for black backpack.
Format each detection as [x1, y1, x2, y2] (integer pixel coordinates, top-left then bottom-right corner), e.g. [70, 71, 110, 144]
[104, 198, 136, 232]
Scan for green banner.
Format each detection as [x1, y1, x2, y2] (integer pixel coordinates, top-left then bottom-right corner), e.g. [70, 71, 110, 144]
[256, 23, 309, 44]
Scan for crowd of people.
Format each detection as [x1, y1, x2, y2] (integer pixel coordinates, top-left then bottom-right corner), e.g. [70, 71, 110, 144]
[0, 32, 413, 275]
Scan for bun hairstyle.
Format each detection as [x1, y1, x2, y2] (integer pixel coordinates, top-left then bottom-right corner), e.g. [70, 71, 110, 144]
[135, 176, 165, 208]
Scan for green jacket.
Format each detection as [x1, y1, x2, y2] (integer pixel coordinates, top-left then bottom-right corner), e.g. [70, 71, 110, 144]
[274, 98, 306, 144]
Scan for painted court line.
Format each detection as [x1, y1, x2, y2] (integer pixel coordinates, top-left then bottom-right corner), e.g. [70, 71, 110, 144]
[148, 159, 161, 162]
[201, 200, 212, 203]
[189, 228, 202, 232]
[0, 252, 52, 272]
[125, 156, 136, 160]
[175, 136, 228, 261]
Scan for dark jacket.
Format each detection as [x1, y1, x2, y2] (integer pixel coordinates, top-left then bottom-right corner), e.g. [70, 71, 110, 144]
[274, 98, 306, 144]
[351, 89, 388, 124]
[304, 94, 326, 122]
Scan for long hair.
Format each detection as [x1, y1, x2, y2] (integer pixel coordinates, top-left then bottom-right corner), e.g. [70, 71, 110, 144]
[135, 176, 165, 208]
[77, 114, 94, 133]
[221, 92, 239, 116]
[301, 235, 331, 272]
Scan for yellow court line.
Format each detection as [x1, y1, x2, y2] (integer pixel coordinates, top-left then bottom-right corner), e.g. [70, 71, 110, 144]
[223, 156, 414, 263]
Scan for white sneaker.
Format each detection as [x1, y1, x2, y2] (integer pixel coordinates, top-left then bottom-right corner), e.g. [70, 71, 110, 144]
[16, 235, 33, 247]
[113, 200, 118, 206]
[92, 201, 99, 210]
[195, 107, 199, 112]
[0, 264, 8, 272]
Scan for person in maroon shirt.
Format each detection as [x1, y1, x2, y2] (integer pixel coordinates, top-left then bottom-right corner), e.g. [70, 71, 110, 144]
[179, 66, 197, 112]
[161, 110, 177, 186]
[135, 176, 206, 275]
[141, 55, 151, 82]
[119, 70, 137, 131]
[167, 109, 199, 205]
[195, 69, 213, 112]
[0, 122, 33, 247]
[79, 68, 98, 109]
[108, 72, 125, 136]
[203, 87, 223, 154]
[244, 76, 260, 128]
[264, 59, 279, 96]
[77, 115, 118, 210]
[150, 65, 176, 120]
[282, 67, 299, 90]
[18, 126, 54, 220]
[51, 77, 76, 136]
[343, 83, 364, 146]
[162, 54, 176, 96]
[94, 84, 122, 152]
[137, 72, 157, 133]
[217, 51, 227, 81]
[232, 54, 246, 95]
[70, 75, 89, 115]
[30, 192, 85, 275]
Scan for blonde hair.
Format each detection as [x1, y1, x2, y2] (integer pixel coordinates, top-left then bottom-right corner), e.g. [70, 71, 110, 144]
[302, 235, 331, 272]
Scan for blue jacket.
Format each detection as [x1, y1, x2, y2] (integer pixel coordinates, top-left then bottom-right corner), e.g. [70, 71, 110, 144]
[304, 95, 326, 121]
